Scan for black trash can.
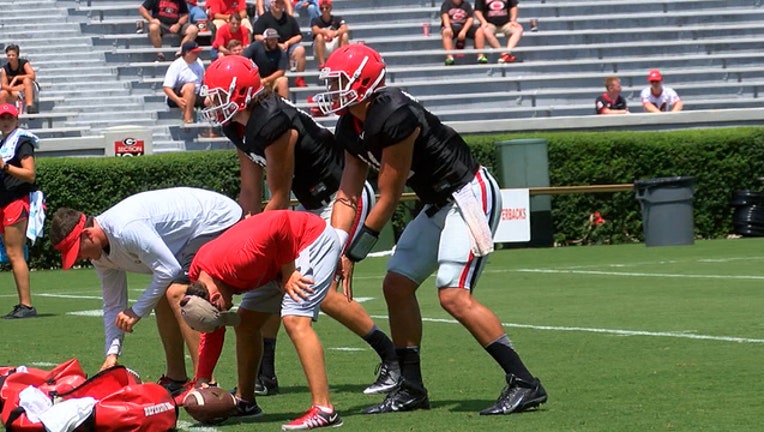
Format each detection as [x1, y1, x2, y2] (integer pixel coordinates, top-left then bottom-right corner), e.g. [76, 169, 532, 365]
[634, 176, 695, 247]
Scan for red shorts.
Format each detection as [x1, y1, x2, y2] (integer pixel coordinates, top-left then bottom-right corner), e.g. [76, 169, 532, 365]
[0, 195, 30, 234]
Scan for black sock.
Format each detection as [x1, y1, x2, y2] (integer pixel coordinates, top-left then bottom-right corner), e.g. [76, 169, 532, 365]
[485, 335, 534, 382]
[363, 325, 397, 363]
[396, 346, 424, 390]
[259, 337, 277, 378]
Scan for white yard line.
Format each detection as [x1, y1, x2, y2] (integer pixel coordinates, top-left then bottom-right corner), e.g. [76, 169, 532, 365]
[370, 315, 764, 344]
[176, 420, 222, 432]
[512, 268, 764, 280]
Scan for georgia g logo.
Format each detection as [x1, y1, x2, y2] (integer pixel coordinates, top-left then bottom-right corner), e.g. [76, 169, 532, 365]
[123, 137, 137, 146]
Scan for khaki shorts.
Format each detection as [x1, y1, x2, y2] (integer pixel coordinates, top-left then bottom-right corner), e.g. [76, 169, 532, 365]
[313, 37, 340, 56]
[485, 22, 519, 37]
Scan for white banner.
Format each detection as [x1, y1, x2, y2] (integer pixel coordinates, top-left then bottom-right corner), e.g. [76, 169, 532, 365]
[494, 189, 531, 243]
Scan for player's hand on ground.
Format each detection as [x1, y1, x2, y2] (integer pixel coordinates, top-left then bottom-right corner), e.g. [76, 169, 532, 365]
[116, 308, 141, 333]
[99, 354, 119, 372]
[282, 270, 314, 302]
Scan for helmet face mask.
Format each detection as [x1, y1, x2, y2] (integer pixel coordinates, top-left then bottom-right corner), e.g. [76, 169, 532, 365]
[314, 44, 386, 116]
[200, 56, 264, 126]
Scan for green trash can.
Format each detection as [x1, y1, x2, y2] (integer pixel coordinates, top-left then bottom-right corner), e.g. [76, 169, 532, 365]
[494, 138, 554, 247]
[634, 176, 695, 247]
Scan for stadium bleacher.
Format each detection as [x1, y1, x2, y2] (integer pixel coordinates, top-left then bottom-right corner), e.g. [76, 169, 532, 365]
[1, 0, 764, 152]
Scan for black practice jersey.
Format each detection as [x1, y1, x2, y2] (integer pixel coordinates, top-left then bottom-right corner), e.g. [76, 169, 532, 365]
[222, 94, 343, 209]
[334, 87, 478, 205]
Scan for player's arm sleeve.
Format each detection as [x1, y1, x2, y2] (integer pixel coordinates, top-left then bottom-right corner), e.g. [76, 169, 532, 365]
[196, 327, 226, 380]
[122, 224, 182, 318]
[96, 266, 129, 356]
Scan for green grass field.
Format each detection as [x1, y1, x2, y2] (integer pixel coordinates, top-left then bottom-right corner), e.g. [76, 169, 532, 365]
[2, 239, 762, 431]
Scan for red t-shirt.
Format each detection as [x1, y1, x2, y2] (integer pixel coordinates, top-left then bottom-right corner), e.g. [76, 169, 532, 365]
[207, 0, 246, 16]
[212, 23, 252, 49]
[192, 210, 326, 380]
[188, 210, 326, 292]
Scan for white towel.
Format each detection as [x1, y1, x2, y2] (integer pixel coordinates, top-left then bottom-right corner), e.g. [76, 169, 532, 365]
[0, 128, 40, 162]
[27, 191, 45, 244]
[38, 397, 97, 432]
[18, 386, 53, 423]
[452, 185, 494, 257]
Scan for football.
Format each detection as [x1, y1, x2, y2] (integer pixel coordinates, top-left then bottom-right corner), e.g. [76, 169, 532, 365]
[182, 387, 237, 425]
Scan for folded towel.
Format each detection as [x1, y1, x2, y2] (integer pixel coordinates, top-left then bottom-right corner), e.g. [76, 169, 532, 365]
[27, 191, 45, 244]
[452, 184, 494, 257]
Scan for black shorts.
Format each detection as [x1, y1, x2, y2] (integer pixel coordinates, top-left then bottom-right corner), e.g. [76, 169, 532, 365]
[170, 229, 230, 285]
[444, 23, 478, 39]
[167, 89, 206, 108]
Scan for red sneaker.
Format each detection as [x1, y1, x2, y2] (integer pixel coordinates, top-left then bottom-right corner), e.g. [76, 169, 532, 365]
[498, 53, 517, 64]
[281, 406, 343, 431]
[295, 77, 307, 87]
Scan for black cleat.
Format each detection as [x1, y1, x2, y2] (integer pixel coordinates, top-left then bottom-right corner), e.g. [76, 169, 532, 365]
[362, 381, 430, 414]
[255, 375, 279, 396]
[363, 361, 401, 395]
[479, 374, 547, 415]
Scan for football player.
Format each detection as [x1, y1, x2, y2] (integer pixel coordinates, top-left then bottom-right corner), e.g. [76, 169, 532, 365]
[196, 55, 399, 401]
[313, 43, 547, 415]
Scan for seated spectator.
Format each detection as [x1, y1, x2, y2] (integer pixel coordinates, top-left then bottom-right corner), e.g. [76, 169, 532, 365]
[296, 0, 320, 22]
[595, 76, 629, 115]
[226, 39, 245, 56]
[242, 29, 289, 98]
[257, 0, 293, 17]
[253, 0, 306, 87]
[474, 0, 523, 63]
[187, 0, 209, 30]
[212, 14, 252, 59]
[310, 0, 348, 69]
[440, 0, 487, 65]
[0, 45, 38, 114]
[163, 41, 206, 124]
[139, 0, 199, 62]
[207, 0, 254, 34]
[641, 69, 683, 113]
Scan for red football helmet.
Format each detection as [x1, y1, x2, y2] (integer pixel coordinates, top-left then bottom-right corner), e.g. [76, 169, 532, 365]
[314, 43, 386, 115]
[200, 56, 264, 126]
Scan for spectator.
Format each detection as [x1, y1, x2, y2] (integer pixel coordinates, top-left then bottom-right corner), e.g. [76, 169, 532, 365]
[440, 0, 487, 65]
[641, 69, 683, 113]
[311, 0, 349, 69]
[186, 0, 209, 28]
[315, 43, 546, 416]
[226, 39, 245, 56]
[212, 14, 252, 59]
[163, 41, 206, 124]
[242, 29, 289, 97]
[0, 103, 39, 319]
[180, 210, 344, 427]
[0, 45, 38, 114]
[139, 0, 199, 62]
[256, 0, 293, 17]
[253, 0, 307, 87]
[474, 0, 523, 63]
[207, 0, 254, 34]
[595, 76, 629, 115]
[296, 0, 320, 22]
[49, 188, 242, 393]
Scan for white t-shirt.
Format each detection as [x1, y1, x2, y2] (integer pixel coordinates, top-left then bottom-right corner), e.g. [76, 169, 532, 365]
[640, 86, 681, 112]
[162, 57, 205, 93]
[92, 187, 242, 356]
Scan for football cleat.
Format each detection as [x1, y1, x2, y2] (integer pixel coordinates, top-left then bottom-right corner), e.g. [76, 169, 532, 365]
[255, 375, 279, 396]
[281, 405, 342, 430]
[479, 374, 547, 415]
[232, 396, 264, 418]
[363, 361, 401, 395]
[362, 381, 430, 414]
[157, 375, 189, 397]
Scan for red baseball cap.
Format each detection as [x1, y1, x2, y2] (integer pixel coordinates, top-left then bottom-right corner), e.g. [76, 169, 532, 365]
[53, 214, 86, 270]
[647, 69, 663, 82]
[319, 0, 332, 6]
[0, 103, 18, 118]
